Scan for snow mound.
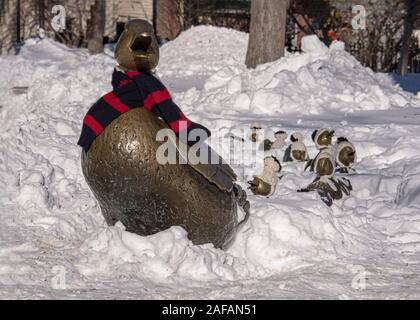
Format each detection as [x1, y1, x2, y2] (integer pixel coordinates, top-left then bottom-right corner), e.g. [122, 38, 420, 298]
[158, 25, 248, 79]
[192, 36, 418, 115]
[1, 27, 420, 298]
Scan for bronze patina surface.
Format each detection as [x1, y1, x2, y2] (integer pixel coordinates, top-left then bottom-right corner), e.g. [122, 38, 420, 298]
[338, 146, 356, 168]
[316, 157, 335, 177]
[292, 150, 307, 161]
[82, 108, 247, 249]
[115, 19, 160, 72]
[316, 130, 334, 148]
[248, 177, 272, 197]
[303, 176, 352, 201]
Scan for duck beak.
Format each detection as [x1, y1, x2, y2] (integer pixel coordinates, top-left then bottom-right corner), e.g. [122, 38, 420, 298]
[130, 33, 153, 53]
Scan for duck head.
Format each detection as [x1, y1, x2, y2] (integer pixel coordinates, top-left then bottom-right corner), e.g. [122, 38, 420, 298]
[312, 128, 335, 149]
[115, 19, 160, 73]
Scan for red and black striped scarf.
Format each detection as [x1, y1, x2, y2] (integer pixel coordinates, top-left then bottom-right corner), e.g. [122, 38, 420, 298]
[78, 69, 211, 152]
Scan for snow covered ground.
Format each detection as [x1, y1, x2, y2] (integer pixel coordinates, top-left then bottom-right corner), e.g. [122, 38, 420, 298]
[1, 26, 420, 299]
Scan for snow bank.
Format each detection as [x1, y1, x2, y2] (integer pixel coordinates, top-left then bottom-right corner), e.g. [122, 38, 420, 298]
[1, 27, 420, 298]
[76, 224, 237, 281]
[195, 36, 417, 115]
[159, 29, 418, 116]
[158, 25, 248, 79]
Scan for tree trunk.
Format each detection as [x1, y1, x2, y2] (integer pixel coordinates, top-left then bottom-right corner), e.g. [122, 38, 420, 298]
[87, 0, 106, 55]
[38, 0, 45, 30]
[16, 0, 21, 43]
[155, 0, 182, 41]
[246, 0, 290, 69]
[398, 0, 416, 76]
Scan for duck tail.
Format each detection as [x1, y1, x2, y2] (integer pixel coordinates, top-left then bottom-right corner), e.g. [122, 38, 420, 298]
[298, 176, 352, 207]
[304, 159, 313, 171]
[263, 139, 273, 151]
